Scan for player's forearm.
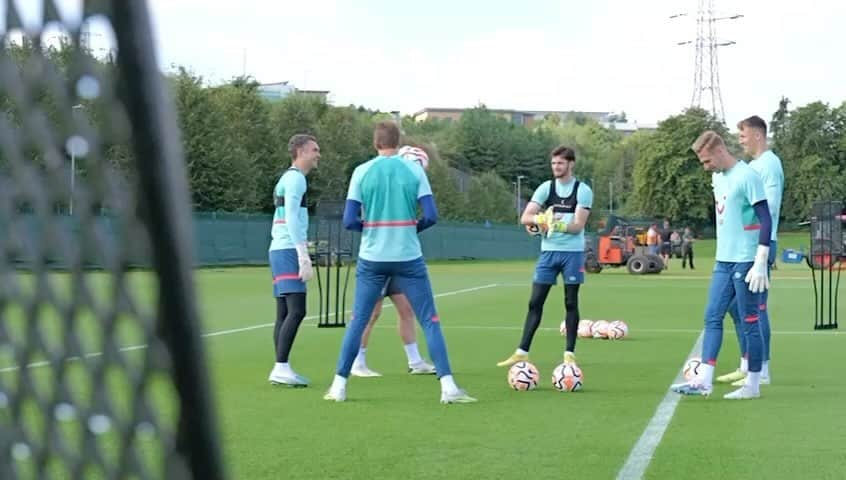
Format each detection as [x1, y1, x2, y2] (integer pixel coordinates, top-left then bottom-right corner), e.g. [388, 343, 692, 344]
[343, 199, 363, 232]
[562, 208, 590, 234]
[417, 195, 438, 233]
[753, 200, 772, 245]
[521, 210, 539, 226]
[521, 203, 544, 225]
[562, 220, 587, 234]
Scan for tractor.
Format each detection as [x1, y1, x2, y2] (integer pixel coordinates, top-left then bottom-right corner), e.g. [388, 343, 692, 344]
[584, 215, 664, 274]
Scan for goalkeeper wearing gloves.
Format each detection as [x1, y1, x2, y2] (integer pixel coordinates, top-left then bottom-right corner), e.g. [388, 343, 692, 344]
[267, 134, 320, 387]
[498, 146, 593, 369]
[672, 130, 772, 400]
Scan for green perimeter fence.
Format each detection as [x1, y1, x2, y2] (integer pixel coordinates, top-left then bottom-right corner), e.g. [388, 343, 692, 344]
[7, 212, 543, 268]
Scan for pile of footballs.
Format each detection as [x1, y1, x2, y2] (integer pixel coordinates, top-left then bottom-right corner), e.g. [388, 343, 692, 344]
[560, 319, 629, 340]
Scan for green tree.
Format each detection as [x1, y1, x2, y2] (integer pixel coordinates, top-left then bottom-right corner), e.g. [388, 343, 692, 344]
[311, 106, 373, 204]
[420, 143, 466, 221]
[631, 107, 726, 227]
[446, 106, 512, 173]
[772, 101, 846, 222]
[464, 171, 516, 223]
[614, 130, 654, 214]
[211, 76, 281, 211]
[170, 68, 235, 211]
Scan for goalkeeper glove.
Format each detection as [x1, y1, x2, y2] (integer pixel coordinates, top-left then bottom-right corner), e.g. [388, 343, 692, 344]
[547, 220, 568, 238]
[295, 243, 314, 282]
[744, 245, 770, 293]
[532, 207, 555, 232]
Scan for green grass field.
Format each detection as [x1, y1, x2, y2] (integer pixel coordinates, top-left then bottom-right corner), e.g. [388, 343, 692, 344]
[4, 233, 846, 479]
[195, 233, 844, 479]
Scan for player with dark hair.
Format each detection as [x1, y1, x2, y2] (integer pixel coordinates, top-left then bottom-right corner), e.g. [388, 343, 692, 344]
[497, 145, 593, 369]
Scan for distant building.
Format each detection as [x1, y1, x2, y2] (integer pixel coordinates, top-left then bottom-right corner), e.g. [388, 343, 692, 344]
[411, 106, 657, 135]
[600, 120, 658, 136]
[257, 81, 330, 102]
[256, 82, 295, 100]
[412, 107, 613, 126]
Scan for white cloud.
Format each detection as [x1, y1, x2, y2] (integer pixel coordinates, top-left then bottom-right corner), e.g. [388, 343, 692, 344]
[21, 0, 845, 126]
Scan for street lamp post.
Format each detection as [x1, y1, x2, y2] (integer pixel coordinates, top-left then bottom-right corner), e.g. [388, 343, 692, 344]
[516, 175, 527, 224]
[609, 180, 614, 213]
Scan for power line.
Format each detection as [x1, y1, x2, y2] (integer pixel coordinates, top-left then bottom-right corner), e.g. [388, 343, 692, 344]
[671, 1, 743, 122]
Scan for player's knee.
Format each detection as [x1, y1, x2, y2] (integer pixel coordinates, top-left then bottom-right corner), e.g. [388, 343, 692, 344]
[564, 284, 580, 312]
[742, 315, 761, 331]
[371, 301, 383, 318]
[286, 294, 307, 321]
[528, 295, 544, 312]
[528, 283, 551, 312]
[397, 305, 415, 323]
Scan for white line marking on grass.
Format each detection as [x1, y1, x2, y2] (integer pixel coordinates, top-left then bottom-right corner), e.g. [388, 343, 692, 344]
[496, 277, 813, 288]
[396, 325, 840, 336]
[0, 283, 499, 374]
[204, 283, 499, 337]
[0, 345, 148, 374]
[615, 330, 704, 480]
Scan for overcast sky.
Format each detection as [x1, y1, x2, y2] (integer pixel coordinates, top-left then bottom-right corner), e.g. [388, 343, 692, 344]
[13, 0, 846, 128]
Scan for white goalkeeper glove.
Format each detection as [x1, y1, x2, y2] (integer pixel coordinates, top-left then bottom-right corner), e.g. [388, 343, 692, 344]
[744, 245, 770, 293]
[295, 243, 314, 282]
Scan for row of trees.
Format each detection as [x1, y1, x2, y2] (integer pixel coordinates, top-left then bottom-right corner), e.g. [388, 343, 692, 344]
[4, 40, 845, 227]
[169, 68, 846, 227]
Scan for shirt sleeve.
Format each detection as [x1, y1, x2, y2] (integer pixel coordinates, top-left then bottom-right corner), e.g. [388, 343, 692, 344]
[759, 161, 784, 221]
[577, 183, 593, 209]
[530, 181, 551, 206]
[415, 164, 433, 199]
[347, 166, 363, 202]
[744, 170, 767, 207]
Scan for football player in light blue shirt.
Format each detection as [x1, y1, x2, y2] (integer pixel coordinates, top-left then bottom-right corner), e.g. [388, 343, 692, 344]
[672, 131, 772, 400]
[718, 116, 785, 387]
[351, 145, 437, 378]
[496, 146, 594, 370]
[267, 134, 320, 387]
[324, 121, 476, 404]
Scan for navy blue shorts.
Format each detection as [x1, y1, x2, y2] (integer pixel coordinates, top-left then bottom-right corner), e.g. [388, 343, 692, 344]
[533, 251, 585, 285]
[381, 277, 402, 297]
[269, 248, 306, 296]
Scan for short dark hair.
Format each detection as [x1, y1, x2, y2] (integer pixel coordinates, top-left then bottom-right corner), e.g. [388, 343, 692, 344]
[551, 145, 576, 161]
[737, 116, 767, 135]
[373, 121, 400, 149]
[288, 134, 317, 159]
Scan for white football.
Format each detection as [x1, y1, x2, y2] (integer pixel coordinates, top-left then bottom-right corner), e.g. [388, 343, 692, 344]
[399, 145, 429, 170]
[606, 320, 629, 339]
[551, 363, 584, 392]
[577, 319, 594, 338]
[591, 320, 610, 338]
[683, 357, 703, 381]
[508, 361, 540, 391]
